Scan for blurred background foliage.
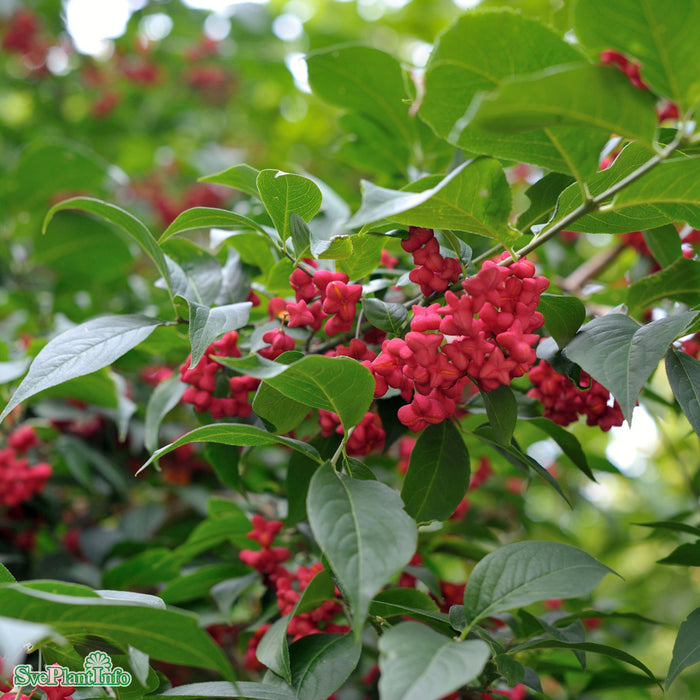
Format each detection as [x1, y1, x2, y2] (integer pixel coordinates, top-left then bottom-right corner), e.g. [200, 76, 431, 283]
[1, 0, 700, 697]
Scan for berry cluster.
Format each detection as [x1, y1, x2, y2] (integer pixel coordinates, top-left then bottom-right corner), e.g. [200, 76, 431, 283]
[401, 226, 462, 296]
[368, 238, 549, 432]
[318, 410, 385, 456]
[0, 426, 51, 508]
[527, 361, 624, 431]
[179, 331, 260, 419]
[600, 49, 648, 90]
[239, 516, 347, 670]
[1, 9, 51, 75]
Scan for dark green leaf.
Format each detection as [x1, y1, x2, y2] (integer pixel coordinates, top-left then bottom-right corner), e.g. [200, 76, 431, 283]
[636, 520, 700, 537]
[257, 616, 292, 682]
[565, 312, 696, 421]
[0, 583, 234, 680]
[642, 225, 683, 268]
[370, 589, 450, 632]
[574, 0, 700, 110]
[516, 173, 575, 233]
[628, 258, 700, 312]
[204, 443, 241, 491]
[139, 424, 321, 474]
[186, 301, 252, 368]
[290, 633, 361, 700]
[537, 294, 587, 348]
[468, 65, 657, 147]
[307, 462, 417, 637]
[401, 420, 470, 523]
[362, 299, 408, 335]
[516, 639, 658, 685]
[527, 417, 595, 480]
[667, 607, 700, 688]
[463, 541, 615, 624]
[482, 385, 518, 446]
[200, 164, 261, 199]
[160, 564, 247, 605]
[159, 207, 267, 244]
[0, 315, 165, 423]
[256, 170, 322, 244]
[43, 197, 172, 298]
[495, 654, 525, 687]
[666, 347, 700, 441]
[658, 541, 700, 566]
[378, 621, 490, 700]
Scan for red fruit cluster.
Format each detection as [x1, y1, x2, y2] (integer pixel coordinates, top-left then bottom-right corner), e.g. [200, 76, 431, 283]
[368, 252, 548, 432]
[1, 9, 51, 75]
[286, 267, 364, 338]
[481, 684, 528, 700]
[318, 410, 385, 456]
[401, 227, 461, 296]
[527, 361, 624, 432]
[600, 49, 648, 90]
[239, 516, 347, 670]
[0, 426, 51, 508]
[179, 331, 260, 418]
[682, 332, 700, 358]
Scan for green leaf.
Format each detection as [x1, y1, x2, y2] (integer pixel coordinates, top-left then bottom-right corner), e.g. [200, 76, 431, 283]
[370, 589, 451, 633]
[102, 548, 181, 589]
[362, 299, 408, 335]
[537, 294, 587, 348]
[290, 633, 361, 700]
[377, 621, 490, 700]
[482, 385, 518, 446]
[565, 312, 696, 421]
[307, 462, 417, 637]
[666, 347, 700, 441]
[166, 241, 222, 307]
[468, 64, 657, 147]
[642, 225, 683, 268]
[204, 443, 242, 491]
[200, 164, 261, 199]
[226, 232, 277, 272]
[257, 616, 292, 682]
[43, 197, 172, 298]
[159, 207, 267, 244]
[401, 420, 470, 523]
[306, 45, 414, 148]
[256, 170, 322, 244]
[0, 315, 165, 423]
[138, 424, 321, 474]
[611, 158, 700, 229]
[628, 258, 700, 312]
[211, 574, 260, 616]
[516, 172, 575, 233]
[289, 213, 311, 259]
[144, 375, 187, 454]
[186, 301, 252, 368]
[160, 564, 247, 605]
[0, 563, 15, 583]
[667, 607, 700, 688]
[336, 234, 385, 280]
[153, 681, 299, 699]
[527, 417, 595, 480]
[574, 0, 700, 110]
[348, 159, 514, 247]
[0, 583, 234, 680]
[657, 541, 700, 566]
[263, 356, 375, 434]
[516, 639, 658, 684]
[636, 520, 700, 537]
[420, 9, 607, 177]
[463, 541, 615, 625]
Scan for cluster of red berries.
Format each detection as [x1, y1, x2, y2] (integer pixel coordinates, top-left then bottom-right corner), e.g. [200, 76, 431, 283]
[401, 226, 462, 296]
[179, 331, 260, 419]
[682, 333, 700, 358]
[367, 233, 548, 432]
[1, 9, 51, 76]
[0, 662, 74, 700]
[0, 426, 52, 508]
[239, 516, 347, 670]
[318, 410, 385, 456]
[527, 361, 624, 431]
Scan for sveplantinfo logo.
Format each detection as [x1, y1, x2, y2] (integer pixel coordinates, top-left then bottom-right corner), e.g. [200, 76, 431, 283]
[13, 651, 132, 688]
